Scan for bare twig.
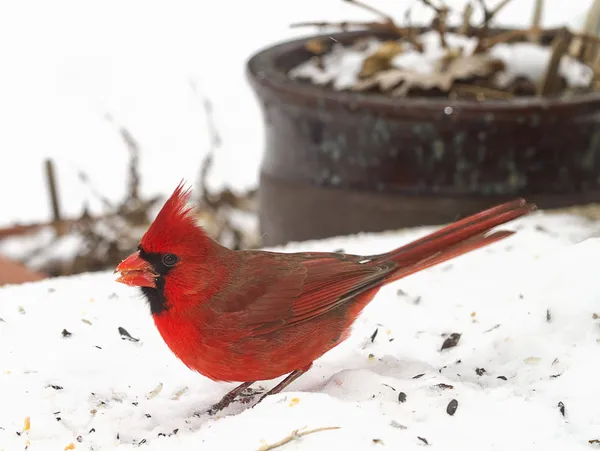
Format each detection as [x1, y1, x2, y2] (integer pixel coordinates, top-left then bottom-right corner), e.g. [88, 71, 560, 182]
[452, 82, 515, 99]
[539, 28, 573, 96]
[192, 84, 223, 210]
[581, 0, 600, 63]
[404, 5, 419, 45]
[344, 0, 393, 22]
[419, 0, 450, 48]
[459, 2, 474, 35]
[44, 159, 62, 233]
[257, 426, 340, 451]
[77, 171, 115, 210]
[474, 0, 513, 53]
[419, 0, 444, 13]
[188, 81, 259, 249]
[119, 127, 141, 202]
[490, 0, 512, 17]
[290, 21, 424, 51]
[580, 0, 600, 37]
[290, 20, 389, 30]
[529, 0, 544, 43]
[485, 26, 600, 49]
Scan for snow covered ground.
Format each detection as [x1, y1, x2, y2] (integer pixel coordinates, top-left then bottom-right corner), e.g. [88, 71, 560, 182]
[1, 2, 600, 449]
[1, 210, 600, 450]
[0, 0, 594, 228]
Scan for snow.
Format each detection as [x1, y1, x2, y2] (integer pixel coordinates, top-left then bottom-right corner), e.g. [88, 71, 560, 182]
[289, 31, 594, 91]
[2, 210, 600, 450]
[1, 2, 599, 445]
[0, 0, 594, 229]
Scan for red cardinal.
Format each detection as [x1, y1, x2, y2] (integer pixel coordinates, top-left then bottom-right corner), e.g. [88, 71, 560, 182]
[115, 183, 535, 413]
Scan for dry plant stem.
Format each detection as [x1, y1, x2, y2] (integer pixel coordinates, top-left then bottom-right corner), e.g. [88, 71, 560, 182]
[474, 0, 514, 53]
[290, 20, 390, 30]
[196, 95, 222, 209]
[419, 0, 444, 13]
[570, 0, 600, 62]
[452, 82, 514, 100]
[419, 0, 450, 47]
[486, 27, 600, 50]
[77, 171, 115, 210]
[44, 159, 64, 236]
[582, 0, 600, 63]
[404, 7, 419, 46]
[344, 0, 393, 22]
[290, 21, 424, 52]
[257, 427, 341, 451]
[529, 0, 544, 43]
[120, 127, 141, 201]
[429, 6, 449, 49]
[459, 2, 474, 35]
[539, 29, 572, 96]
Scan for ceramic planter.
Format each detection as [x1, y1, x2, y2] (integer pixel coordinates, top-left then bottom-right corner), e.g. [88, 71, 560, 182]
[247, 30, 600, 246]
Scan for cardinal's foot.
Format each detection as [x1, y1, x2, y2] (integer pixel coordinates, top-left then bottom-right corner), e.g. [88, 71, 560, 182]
[238, 387, 264, 404]
[194, 381, 257, 416]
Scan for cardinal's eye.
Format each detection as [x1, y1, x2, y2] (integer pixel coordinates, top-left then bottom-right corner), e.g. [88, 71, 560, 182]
[162, 253, 179, 267]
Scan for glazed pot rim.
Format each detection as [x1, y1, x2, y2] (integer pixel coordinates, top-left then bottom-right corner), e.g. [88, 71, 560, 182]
[246, 29, 600, 112]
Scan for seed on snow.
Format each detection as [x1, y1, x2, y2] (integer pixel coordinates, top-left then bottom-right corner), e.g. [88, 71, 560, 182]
[171, 386, 188, 400]
[147, 383, 163, 399]
[446, 399, 459, 416]
[118, 327, 139, 342]
[558, 401, 566, 417]
[440, 333, 461, 350]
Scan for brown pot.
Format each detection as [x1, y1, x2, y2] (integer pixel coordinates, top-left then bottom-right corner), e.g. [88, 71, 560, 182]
[246, 29, 600, 246]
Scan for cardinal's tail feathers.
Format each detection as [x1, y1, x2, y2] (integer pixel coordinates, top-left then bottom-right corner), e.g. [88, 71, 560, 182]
[375, 199, 536, 284]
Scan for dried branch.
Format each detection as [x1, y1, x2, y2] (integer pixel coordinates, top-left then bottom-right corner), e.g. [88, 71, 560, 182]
[419, 0, 444, 13]
[120, 127, 141, 202]
[580, 0, 600, 36]
[581, 0, 600, 63]
[77, 171, 115, 210]
[288, 0, 599, 100]
[404, 6, 419, 46]
[290, 21, 424, 51]
[196, 95, 222, 209]
[488, 0, 513, 18]
[343, 0, 393, 22]
[418, 0, 450, 48]
[539, 28, 573, 96]
[459, 2, 474, 35]
[452, 82, 515, 100]
[44, 159, 65, 237]
[474, 0, 513, 53]
[485, 27, 599, 50]
[529, 0, 544, 43]
[189, 81, 259, 250]
[257, 426, 340, 451]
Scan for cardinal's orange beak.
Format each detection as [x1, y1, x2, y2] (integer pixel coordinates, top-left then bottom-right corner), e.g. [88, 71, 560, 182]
[115, 251, 158, 288]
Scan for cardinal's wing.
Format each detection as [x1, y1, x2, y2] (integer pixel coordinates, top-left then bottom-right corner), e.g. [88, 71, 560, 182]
[214, 251, 397, 335]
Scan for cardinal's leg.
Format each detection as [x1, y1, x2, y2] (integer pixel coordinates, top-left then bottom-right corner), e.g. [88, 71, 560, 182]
[254, 363, 313, 406]
[202, 381, 255, 416]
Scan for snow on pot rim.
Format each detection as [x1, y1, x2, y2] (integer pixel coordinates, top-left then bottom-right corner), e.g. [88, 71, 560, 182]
[246, 29, 600, 247]
[247, 29, 600, 116]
